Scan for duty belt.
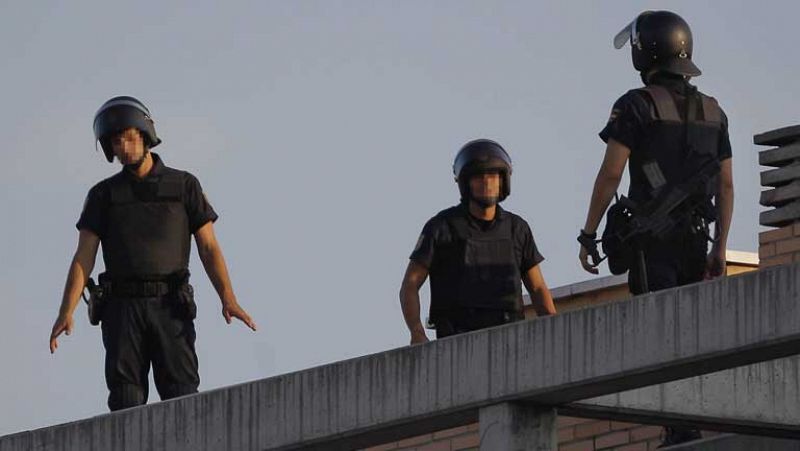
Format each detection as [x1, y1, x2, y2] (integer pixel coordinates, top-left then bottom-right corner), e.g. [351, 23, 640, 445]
[432, 307, 522, 321]
[105, 280, 174, 298]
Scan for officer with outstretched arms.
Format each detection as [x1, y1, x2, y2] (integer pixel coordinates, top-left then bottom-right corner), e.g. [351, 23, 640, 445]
[577, 11, 734, 446]
[49, 96, 256, 411]
[400, 139, 556, 344]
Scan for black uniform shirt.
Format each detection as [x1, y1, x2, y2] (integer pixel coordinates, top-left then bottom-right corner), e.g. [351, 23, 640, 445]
[410, 203, 544, 274]
[77, 153, 218, 238]
[599, 75, 732, 197]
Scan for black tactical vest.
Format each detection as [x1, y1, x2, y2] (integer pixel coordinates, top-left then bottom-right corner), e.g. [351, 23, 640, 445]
[628, 84, 722, 205]
[429, 214, 521, 317]
[102, 172, 190, 278]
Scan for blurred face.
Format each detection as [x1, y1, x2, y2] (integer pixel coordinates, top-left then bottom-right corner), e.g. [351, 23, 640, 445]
[468, 171, 501, 207]
[110, 128, 146, 165]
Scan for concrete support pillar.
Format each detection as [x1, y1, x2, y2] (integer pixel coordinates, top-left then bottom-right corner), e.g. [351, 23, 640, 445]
[478, 402, 556, 451]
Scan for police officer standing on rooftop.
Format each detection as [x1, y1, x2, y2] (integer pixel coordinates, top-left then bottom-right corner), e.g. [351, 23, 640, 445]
[577, 11, 734, 446]
[400, 139, 556, 344]
[49, 96, 256, 411]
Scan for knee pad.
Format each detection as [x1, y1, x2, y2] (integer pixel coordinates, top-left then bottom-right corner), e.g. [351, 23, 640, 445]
[108, 384, 146, 411]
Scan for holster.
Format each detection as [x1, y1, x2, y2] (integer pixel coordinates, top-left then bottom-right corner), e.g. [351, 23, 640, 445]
[602, 199, 635, 275]
[169, 270, 197, 321]
[434, 317, 457, 338]
[84, 278, 106, 326]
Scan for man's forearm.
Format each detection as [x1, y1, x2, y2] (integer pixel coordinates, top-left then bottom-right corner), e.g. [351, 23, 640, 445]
[199, 245, 236, 304]
[715, 184, 734, 248]
[583, 173, 621, 234]
[531, 288, 557, 316]
[58, 258, 90, 318]
[399, 285, 425, 334]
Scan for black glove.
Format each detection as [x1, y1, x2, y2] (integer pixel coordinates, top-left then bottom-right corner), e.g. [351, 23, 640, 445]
[577, 230, 604, 267]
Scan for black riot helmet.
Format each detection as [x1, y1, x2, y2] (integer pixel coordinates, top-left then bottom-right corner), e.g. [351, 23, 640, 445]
[453, 139, 513, 202]
[613, 11, 701, 78]
[93, 96, 161, 162]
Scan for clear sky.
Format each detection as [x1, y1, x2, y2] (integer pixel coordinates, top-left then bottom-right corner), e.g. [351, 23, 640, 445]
[1, 0, 797, 436]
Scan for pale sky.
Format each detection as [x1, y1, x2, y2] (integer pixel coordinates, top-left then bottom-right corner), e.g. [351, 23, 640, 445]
[1, 0, 797, 436]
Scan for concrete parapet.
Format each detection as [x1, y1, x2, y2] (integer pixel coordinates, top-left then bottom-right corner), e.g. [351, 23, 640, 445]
[5, 264, 800, 450]
[571, 353, 800, 438]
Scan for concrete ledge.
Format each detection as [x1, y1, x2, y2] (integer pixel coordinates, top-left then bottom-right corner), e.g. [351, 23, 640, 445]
[760, 201, 800, 227]
[572, 353, 800, 437]
[761, 182, 800, 207]
[754, 125, 800, 147]
[5, 264, 800, 451]
[760, 143, 800, 167]
[724, 250, 758, 266]
[760, 164, 800, 187]
[546, 274, 628, 300]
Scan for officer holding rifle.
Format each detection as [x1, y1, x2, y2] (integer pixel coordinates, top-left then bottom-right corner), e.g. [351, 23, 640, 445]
[577, 11, 734, 446]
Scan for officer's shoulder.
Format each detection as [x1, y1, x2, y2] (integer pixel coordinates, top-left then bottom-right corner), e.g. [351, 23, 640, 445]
[606, 89, 655, 122]
[604, 90, 649, 121]
[432, 205, 465, 220]
[690, 87, 730, 126]
[501, 209, 532, 228]
[160, 164, 202, 185]
[87, 171, 123, 195]
[695, 87, 727, 110]
[423, 205, 462, 229]
[160, 163, 188, 178]
[614, 88, 652, 108]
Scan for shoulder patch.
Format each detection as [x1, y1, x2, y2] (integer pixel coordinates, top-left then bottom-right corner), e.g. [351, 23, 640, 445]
[607, 108, 621, 124]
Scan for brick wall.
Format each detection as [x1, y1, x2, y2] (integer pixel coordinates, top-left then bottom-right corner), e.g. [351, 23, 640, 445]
[363, 417, 677, 451]
[557, 417, 664, 451]
[756, 124, 800, 267]
[363, 424, 479, 451]
[759, 224, 800, 267]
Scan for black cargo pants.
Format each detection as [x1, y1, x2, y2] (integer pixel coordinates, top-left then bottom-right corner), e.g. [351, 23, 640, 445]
[628, 228, 708, 296]
[627, 228, 707, 446]
[101, 295, 199, 411]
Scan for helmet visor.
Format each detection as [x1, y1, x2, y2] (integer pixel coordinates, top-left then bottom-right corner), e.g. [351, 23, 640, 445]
[613, 20, 634, 49]
[613, 11, 652, 49]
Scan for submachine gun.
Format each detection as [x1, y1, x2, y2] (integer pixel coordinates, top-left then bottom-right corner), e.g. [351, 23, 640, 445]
[581, 157, 720, 292]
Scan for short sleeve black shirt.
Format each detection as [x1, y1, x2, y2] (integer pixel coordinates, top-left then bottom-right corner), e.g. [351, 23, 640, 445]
[599, 78, 733, 162]
[76, 153, 218, 238]
[409, 203, 544, 274]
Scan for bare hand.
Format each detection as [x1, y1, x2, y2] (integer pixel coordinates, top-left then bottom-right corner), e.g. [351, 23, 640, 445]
[705, 247, 727, 279]
[49, 314, 74, 354]
[222, 301, 257, 331]
[579, 246, 599, 274]
[410, 330, 429, 345]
